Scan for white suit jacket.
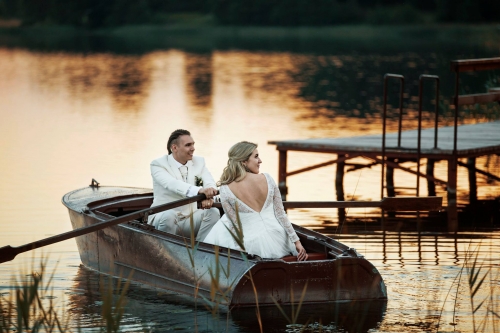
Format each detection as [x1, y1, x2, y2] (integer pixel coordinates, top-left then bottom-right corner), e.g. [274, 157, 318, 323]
[149, 154, 217, 218]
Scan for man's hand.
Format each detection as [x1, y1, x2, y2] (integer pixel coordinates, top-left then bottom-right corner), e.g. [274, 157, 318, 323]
[198, 187, 217, 199]
[200, 198, 214, 209]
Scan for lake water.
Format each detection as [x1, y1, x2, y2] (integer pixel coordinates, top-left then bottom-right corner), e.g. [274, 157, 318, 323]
[0, 25, 499, 332]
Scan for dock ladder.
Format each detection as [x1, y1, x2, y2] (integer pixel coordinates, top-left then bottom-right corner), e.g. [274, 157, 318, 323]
[381, 74, 440, 199]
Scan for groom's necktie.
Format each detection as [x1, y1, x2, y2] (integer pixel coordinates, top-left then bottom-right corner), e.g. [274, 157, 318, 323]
[179, 165, 188, 183]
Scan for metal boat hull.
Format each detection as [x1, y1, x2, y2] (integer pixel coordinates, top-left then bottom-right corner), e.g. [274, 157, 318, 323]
[63, 186, 387, 307]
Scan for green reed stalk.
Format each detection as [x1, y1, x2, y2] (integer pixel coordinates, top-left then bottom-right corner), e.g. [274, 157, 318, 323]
[0, 254, 135, 333]
[488, 241, 499, 333]
[270, 281, 309, 326]
[185, 208, 200, 332]
[184, 208, 238, 330]
[99, 270, 131, 333]
[465, 243, 491, 333]
[0, 256, 74, 333]
[437, 239, 499, 333]
[198, 202, 266, 332]
[242, 269, 263, 333]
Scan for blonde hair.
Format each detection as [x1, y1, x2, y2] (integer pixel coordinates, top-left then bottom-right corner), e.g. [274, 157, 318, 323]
[218, 141, 258, 186]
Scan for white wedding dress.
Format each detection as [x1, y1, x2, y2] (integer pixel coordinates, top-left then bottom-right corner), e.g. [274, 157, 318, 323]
[203, 173, 299, 259]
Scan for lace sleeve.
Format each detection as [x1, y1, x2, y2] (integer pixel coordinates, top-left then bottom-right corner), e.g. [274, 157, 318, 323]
[269, 175, 300, 243]
[220, 186, 243, 250]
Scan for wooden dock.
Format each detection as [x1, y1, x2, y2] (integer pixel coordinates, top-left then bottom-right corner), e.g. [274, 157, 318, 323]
[269, 121, 500, 232]
[269, 57, 500, 232]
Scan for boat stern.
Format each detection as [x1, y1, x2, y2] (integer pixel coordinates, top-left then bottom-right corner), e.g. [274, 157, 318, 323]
[230, 256, 386, 307]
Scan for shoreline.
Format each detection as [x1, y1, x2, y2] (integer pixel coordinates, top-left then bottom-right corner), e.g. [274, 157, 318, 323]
[1, 21, 499, 36]
[0, 22, 498, 56]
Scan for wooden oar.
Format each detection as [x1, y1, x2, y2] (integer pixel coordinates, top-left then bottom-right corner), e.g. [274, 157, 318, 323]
[213, 196, 442, 211]
[1, 195, 441, 264]
[0, 194, 207, 264]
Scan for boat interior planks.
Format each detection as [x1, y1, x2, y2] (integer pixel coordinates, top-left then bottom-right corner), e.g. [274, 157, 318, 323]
[62, 186, 387, 307]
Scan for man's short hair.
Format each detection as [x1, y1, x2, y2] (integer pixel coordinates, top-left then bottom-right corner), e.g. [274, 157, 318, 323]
[167, 129, 191, 154]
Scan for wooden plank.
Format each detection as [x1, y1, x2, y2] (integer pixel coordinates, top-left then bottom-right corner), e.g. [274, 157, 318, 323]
[467, 157, 477, 203]
[336, 154, 346, 221]
[284, 197, 442, 211]
[447, 159, 458, 232]
[451, 57, 500, 72]
[426, 159, 436, 196]
[457, 92, 500, 106]
[268, 121, 500, 157]
[212, 196, 442, 211]
[457, 160, 500, 182]
[287, 155, 352, 177]
[278, 150, 287, 201]
[365, 156, 448, 186]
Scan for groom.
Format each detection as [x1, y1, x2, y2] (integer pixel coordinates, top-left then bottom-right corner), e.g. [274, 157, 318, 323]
[148, 129, 220, 241]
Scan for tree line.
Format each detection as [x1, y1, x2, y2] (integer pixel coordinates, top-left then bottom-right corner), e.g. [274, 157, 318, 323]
[0, 0, 498, 28]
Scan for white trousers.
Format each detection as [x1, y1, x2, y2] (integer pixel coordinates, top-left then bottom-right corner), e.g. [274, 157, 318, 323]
[149, 208, 220, 241]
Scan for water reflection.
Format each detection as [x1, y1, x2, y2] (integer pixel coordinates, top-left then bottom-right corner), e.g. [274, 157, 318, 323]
[68, 265, 236, 332]
[185, 53, 213, 109]
[68, 265, 386, 333]
[232, 301, 387, 333]
[337, 231, 500, 332]
[60, 231, 500, 332]
[33, 53, 153, 113]
[106, 56, 152, 112]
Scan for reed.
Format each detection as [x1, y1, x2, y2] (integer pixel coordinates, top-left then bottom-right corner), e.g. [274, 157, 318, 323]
[183, 208, 240, 330]
[0, 255, 134, 332]
[199, 202, 322, 332]
[183, 208, 202, 332]
[437, 241, 499, 333]
[271, 281, 309, 325]
[98, 270, 131, 333]
[0, 256, 73, 333]
[187, 203, 266, 332]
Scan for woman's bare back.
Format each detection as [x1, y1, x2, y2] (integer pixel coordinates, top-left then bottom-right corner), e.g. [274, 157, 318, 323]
[227, 173, 268, 212]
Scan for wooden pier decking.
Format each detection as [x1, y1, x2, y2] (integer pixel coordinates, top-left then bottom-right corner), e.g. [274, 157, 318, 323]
[269, 121, 500, 232]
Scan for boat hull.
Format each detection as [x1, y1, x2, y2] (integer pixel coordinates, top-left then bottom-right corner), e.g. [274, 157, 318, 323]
[63, 186, 387, 307]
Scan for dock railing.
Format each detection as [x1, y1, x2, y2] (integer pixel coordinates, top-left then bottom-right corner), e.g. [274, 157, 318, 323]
[381, 74, 441, 200]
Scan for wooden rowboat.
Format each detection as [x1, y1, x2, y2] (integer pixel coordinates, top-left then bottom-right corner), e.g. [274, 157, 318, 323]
[57, 184, 440, 307]
[0, 182, 441, 307]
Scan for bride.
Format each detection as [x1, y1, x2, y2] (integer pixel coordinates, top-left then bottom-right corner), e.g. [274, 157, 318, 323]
[203, 141, 308, 261]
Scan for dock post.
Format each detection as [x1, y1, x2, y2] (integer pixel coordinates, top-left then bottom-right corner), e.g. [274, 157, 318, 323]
[447, 158, 458, 232]
[426, 159, 436, 196]
[386, 158, 396, 197]
[386, 158, 396, 218]
[336, 154, 346, 222]
[467, 157, 477, 204]
[278, 150, 288, 201]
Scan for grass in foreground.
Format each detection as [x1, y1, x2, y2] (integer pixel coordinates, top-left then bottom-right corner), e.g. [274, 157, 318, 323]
[0, 256, 131, 333]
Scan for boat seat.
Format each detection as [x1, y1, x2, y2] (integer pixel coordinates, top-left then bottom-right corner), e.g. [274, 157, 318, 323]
[281, 252, 327, 262]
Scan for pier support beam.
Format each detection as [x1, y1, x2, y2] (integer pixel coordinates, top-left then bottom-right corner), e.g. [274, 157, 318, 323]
[447, 158, 458, 232]
[278, 150, 288, 201]
[426, 159, 436, 196]
[386, 158, 396, 218]
[336, 154, 346, 222]
[467, 157, 477, 204]
[386, 158, 396, 197]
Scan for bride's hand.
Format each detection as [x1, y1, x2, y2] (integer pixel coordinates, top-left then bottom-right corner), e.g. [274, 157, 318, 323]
[295, 241, 308, 261]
